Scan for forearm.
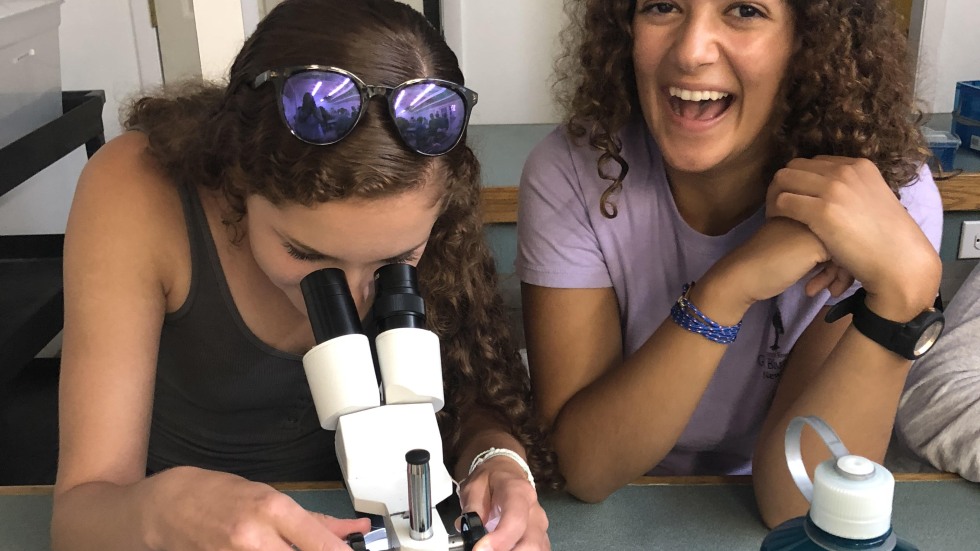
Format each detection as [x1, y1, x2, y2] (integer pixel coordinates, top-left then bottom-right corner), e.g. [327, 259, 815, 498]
[553, 320, 733, 501]
[454, 409, 527, 481]
[52, 478, 160, 551]
[550, 278, 750, 501]
[752, 327, 912, 527]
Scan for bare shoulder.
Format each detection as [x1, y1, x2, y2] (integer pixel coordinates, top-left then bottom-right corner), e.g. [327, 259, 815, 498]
[72, 131, 183, 225]
[67, 131, 189, 302]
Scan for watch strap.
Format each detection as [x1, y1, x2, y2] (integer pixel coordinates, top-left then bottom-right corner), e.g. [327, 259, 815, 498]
[824, 287, 942, 360]
[824, 288, 866, 324]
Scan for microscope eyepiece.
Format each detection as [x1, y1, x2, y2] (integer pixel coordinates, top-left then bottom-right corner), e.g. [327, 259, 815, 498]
[301, 268, 363, 344]
[374, 264, 426, 331]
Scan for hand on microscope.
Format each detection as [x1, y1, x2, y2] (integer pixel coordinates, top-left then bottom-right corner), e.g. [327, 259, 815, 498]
[458, 444, 549, 550]
[143, 466, 370, 551]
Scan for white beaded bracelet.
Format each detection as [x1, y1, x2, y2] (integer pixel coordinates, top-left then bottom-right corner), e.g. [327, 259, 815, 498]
[467, 447, 535, 489]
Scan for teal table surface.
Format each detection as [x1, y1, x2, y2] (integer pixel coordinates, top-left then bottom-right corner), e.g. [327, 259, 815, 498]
[2, 476, 978, 550]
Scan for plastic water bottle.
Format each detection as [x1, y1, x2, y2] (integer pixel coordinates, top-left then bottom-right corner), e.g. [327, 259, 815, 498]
[760, 416, 920, 551]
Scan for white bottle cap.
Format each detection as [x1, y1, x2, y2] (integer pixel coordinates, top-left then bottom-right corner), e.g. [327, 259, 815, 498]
[785, 417, 895, 541]
[810, 454, 894, 540]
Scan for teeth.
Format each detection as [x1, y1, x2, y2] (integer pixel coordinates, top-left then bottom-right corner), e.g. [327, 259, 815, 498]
[669, 87, 730, 101]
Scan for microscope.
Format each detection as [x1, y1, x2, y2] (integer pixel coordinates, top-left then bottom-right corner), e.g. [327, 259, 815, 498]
[300, 264, 486, 551]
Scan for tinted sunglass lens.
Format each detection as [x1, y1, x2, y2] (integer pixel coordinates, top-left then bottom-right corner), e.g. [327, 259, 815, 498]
[392, 83, 467, 155]
[281, 71, 361, 144]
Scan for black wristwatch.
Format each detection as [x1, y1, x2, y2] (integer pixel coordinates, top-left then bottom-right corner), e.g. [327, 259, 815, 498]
[824, 287, 945, 360]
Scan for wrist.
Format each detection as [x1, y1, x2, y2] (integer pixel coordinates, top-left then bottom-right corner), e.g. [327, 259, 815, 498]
[864, 276, 940, 323]
[140, 471, 171, 551]
[863, 253, 941, 322]
[687, 272, 753, 327]
[468, 447, 535, 489]
[141, 466, 195, 550]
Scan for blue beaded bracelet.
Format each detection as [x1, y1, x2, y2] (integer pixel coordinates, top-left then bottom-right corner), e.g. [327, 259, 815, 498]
[670, 283, 742, 344]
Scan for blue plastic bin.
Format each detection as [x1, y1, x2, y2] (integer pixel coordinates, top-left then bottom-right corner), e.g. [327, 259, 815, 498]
[923, 126, 960, 172]
[953, 80, 980, 152]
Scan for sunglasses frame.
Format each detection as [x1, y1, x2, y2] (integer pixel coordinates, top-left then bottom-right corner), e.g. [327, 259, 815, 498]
[252, 65, 479, 156]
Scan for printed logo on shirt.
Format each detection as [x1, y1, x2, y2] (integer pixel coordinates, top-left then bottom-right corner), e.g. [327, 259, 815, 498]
[758, 304, 788, 380]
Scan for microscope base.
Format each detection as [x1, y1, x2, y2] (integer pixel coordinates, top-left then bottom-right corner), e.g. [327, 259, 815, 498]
[383, 507, 451, 551]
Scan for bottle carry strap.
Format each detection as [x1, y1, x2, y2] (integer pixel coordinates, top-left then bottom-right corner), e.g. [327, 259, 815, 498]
[785, 416, 851, 502]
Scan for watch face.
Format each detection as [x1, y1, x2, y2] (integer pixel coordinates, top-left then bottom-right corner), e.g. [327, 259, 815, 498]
[913, 319, 945, 357]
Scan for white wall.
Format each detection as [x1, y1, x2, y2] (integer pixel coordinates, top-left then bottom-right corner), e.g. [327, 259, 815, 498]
[156, 0, 246, 83]
[916, 0, 980, 113]
[443, 0, 565, 125]
[402, 0, 425, 13]
[155, 0, 202, 82]
[195, 0, 246, 82]
[443, 0, 977, 123]
[0, 0, 159, 235]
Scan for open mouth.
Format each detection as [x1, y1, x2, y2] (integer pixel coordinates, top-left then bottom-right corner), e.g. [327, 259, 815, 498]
[668, 86, 735, 121]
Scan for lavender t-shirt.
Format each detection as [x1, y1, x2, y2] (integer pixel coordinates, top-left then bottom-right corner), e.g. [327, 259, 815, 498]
[515, 120, 943, 475]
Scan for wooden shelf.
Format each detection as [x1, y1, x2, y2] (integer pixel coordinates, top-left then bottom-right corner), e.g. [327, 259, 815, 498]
[938, 172, 980, 211]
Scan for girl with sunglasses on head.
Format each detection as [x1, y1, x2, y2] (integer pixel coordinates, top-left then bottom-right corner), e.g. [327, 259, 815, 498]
[517, 0, 944, 528]
[52, 1, 553, 549]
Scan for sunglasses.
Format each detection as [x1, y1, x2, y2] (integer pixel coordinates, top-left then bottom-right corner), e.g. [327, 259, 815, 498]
[251, 65, 478, 156]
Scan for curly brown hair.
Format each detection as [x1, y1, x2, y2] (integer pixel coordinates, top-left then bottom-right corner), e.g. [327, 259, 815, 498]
[555, 0, 929, 218]
[123, 0, 556, 486]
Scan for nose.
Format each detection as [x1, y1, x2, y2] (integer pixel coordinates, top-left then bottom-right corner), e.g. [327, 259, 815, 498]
[671, 11, 721, 73]
[347, 272, 375, 322]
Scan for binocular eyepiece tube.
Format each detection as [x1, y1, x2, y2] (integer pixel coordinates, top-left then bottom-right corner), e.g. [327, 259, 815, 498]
[301, 267, 363, 345]
[374, 263, 427, 332]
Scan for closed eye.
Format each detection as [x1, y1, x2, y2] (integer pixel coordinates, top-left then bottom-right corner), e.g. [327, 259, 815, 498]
[284, 242, 325, 262]
[383, 249, 422, 265]
[284, 241, 423, 265]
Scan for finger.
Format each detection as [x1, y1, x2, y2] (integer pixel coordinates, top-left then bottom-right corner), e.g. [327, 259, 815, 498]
[315, 515, 372, 539]
[792, 156, 889, 192]
[828, 268, 856, 297]
[815, 157, 891, 190]
[768, 191, 826, 229]
[770, 165, 834, 196]
[810, 155, 862, 166]
[785, 156, 854, 175]
[805, 263, 837, 297]
[275, 503, 360, 551]
[498, 507, 551, 551]
[479, 493, 532, 551]
[767, 168, 832, 216]
[458, 478, 493, 528]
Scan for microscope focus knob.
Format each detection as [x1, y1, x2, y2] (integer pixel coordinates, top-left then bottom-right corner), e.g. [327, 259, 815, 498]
[460, 512, 487, 551]
[345, 532, 367, 551]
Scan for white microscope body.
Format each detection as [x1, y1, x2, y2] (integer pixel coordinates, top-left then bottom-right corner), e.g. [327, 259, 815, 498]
[300, 265, 484, 551]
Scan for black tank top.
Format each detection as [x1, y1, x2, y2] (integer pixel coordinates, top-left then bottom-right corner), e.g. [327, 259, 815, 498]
[147, 184, 340, 482]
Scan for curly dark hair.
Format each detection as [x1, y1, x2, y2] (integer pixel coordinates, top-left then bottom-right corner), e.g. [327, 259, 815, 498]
[555, 0, 929, 218]
[123, 0, 557, 486]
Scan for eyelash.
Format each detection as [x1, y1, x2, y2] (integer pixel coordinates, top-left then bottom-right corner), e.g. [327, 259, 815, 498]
[283, 242, 421, 265]
[391, 251, 422, 265]
[639, 2, 676, 14]
[284, 242, 323, 262]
